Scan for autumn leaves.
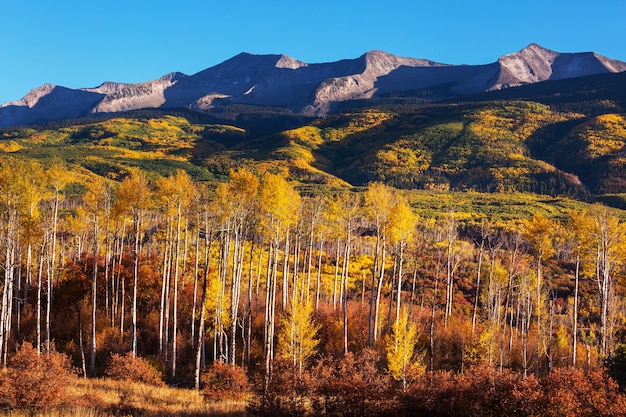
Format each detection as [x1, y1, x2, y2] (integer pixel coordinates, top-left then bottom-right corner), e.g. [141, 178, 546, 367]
[2, 158, 626, 400]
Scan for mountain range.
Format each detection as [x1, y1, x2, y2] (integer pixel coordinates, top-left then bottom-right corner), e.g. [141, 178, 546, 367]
[1, 43, 626, 128]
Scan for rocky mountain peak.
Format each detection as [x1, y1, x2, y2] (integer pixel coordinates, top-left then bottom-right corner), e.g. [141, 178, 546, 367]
[159, 71, 187, 82]
[362, 50, 441, 75]
[2, 83, 56, 108]
[495, 43, 626, 87]
[497, 44, 559, 84]
[275, 54, 307, 69]
[361, 50, 399, 74]
[520, 43, 559, 58]
[2, 45, 625, 127]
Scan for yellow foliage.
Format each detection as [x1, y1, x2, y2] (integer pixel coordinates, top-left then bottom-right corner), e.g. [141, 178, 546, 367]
[283, 126, 324, 147]
[363, 182, 397, 233]
[115, 168, 153, 216]
[259, 172, 301, 239]
[278, 298, 320, 373]
[389, 196, 418, 245]
[468, 102, 573, 144]
[555, 325, 569, 350]
[386, 307, 424, 388]
[490, 167, 531, 193]
[0, 140, 22, 152]
[215, 168, 259, 223]
[374, 143, 430, 176]
[205, 273, 232, 331]
[321, 110, 394, 141]
[575, 114, 626, 159]
[464, 326, 497, 364]
[523, 213, 556, 261]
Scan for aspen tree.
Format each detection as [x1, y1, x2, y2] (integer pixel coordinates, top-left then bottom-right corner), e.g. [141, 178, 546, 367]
[217, 168, 258, 366]
[15, 161, 46, 337]
[333, 191, 360, 354]
[486, 259, 508, 364]
[325, 201, 342, 310]
[567, 210, 594, 367]
[387, 306, 423, 391]
[45, 163, 68, 354]
[590, 205, 624, 356]
[363, 182, 395, 346]
[523, 213, 556, 373]
[424, 218, 447, 372]
[195, 184, 217, 389]
[302, 197, 324, 305]
[444, 239, 473, 324]
[0, 160, 19, 365]
[258, 172, 300, 382]
[156, 170, 195, 377]
[35, 232, 48, 356]
[155, 174, 176, 361]
[499, 224, 522, 358]
[435, 209, 474, 330]
[277, 296, 319, 378]
[471, 219, 492, 335]
[108, 191, 128, 332]
[190, 190, 206, 351]
[388, 196, 417, 330]
[291, 206, 303, 306]
[102, 183, 113, 320]
[519, 268, 536, 377]
[315, 199, 331, 310]
[83, 178, 108, 377]
[116, 168, 152, 358]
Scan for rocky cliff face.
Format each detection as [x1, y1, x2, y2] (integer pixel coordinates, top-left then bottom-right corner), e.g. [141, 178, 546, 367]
[86, 72, 186, 113]
[2, 44, 625, 127]
[494, 43, 626, 89]
[304, 50, 446, 115]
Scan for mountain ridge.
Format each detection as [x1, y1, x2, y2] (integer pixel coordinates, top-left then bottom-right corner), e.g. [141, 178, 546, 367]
[2, 68, 626, 200]
[2, 44, 625, 128]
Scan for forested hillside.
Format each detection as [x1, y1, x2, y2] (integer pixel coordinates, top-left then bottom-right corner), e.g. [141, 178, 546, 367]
[3, 86, 626, 199]
[2, 84, 626, 415]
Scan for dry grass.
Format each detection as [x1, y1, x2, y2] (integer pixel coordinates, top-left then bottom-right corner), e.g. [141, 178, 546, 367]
[0, 377, 249, 417]
[0, 409, 105, 417]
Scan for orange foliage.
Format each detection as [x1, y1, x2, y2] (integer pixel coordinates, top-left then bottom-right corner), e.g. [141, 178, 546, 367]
[105, 352, 164, 386]
[202, 361, 251, 401]
[539, 368, 626, 417]
[0, 342, 76, 412]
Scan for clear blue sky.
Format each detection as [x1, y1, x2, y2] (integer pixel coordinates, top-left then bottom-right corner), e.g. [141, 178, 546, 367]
[1, 0, 625, 105]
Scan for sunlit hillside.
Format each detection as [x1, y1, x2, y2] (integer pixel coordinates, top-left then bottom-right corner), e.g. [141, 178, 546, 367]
[2, 93, 626, 202]
[3, 76, 626, 416]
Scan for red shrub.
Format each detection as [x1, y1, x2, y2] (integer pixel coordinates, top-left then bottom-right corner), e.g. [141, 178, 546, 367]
[403, 364, 541, 417]
[0, 342, 76, 412]
[202, 361, 251, 401]
[539, 368, 626, 417]
[310, 349, 396, 417]
[105, 352, 164, 386]
[247, 358, 310, 417]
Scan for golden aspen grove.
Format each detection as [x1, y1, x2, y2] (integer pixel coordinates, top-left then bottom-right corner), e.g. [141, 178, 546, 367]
[2, 92, 626, 416]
